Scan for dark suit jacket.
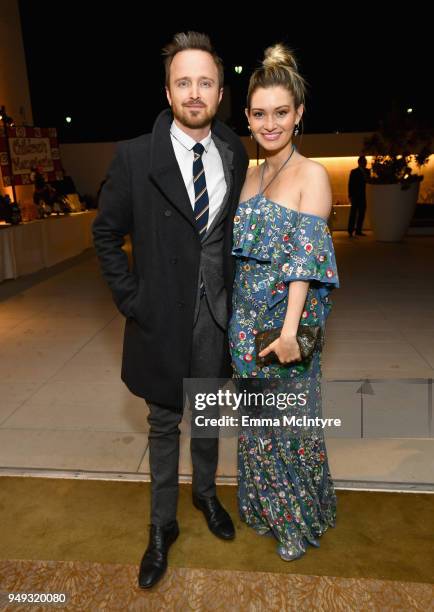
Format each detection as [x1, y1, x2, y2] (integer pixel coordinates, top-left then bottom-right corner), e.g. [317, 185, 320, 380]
[348, 167, 367, 203]
[92, 109, 248, 409]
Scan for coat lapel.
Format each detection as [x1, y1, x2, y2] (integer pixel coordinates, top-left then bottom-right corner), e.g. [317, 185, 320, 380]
[148, 109, 237, 236]
[148, 110, 196, 228]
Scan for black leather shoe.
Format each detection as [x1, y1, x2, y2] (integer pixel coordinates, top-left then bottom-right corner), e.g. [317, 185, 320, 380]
[193, 495, 235, 540]
[138, 521, 179, 589]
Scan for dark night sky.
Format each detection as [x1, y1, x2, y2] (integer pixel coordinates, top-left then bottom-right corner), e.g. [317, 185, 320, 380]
[18, 3, 432, 143]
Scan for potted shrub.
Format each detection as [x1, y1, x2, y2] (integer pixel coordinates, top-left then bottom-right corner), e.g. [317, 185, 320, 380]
[364, 110, 432, 241]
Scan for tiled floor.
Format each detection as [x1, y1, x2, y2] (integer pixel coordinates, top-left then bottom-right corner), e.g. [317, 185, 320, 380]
[0, 232, 433, 490]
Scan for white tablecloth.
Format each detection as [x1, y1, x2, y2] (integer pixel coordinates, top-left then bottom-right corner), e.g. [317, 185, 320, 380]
[0, 210, 97, 282]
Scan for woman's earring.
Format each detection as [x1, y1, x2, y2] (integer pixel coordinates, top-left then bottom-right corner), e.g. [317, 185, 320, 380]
[294, 123, 300, 136]
[248, 125, 253, 140]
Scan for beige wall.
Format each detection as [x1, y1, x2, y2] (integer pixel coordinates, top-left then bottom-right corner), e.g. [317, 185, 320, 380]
[243, 134, 434, 205]
[59, 137, 373, 200]
[58, 139, 434, 205]
[33, 134, 389, 201]
[60, 142, 117, 197]
[7, 137, 433, 208]
[242, 132, 371, 159]
[0, 0, 33, 125]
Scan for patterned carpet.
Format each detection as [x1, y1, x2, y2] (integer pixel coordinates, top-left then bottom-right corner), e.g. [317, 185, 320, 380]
[1, 477, 434, 610]
[1, 559, 434, 611]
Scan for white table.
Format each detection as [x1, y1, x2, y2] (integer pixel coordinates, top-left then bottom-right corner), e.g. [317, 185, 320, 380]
[0, 210, 97, 281]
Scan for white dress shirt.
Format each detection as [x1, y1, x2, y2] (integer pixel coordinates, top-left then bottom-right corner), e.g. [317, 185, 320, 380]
[170, 121, 227, 232]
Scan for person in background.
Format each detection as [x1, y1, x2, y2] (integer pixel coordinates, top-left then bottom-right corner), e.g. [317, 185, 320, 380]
[348, 155, 369, 237]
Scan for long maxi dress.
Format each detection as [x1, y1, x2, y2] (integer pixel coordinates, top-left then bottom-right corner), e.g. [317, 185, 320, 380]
[228, 193, 339, 559]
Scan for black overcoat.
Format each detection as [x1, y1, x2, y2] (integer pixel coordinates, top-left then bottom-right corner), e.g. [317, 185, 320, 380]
[92, 109, 248, 409]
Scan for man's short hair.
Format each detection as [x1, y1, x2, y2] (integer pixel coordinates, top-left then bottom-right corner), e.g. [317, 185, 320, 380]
[162, 31, 224, 88]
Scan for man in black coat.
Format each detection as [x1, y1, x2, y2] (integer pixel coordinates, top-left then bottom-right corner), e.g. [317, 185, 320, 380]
[348, 155, 369, 237]
[92, 32, 248, 589]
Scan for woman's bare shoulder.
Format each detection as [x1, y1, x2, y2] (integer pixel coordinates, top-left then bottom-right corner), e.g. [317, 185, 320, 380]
[298, 158, 332, 219]
[299, 157, 330, 181]
[295, 155, 327, 175]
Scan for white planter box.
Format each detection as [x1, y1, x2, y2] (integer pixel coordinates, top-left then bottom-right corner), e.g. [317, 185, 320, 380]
[366, 182, 420, 242]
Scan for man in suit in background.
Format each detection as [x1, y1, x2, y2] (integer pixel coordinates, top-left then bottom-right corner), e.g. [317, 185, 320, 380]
[348, 155, 369, 237]
[92, 31, 248, 589]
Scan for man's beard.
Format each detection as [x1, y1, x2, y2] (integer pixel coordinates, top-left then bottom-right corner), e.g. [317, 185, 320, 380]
[173, 104, 216, 129]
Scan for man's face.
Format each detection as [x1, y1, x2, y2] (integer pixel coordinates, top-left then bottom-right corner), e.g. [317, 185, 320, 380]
[166, 50, 223, 131]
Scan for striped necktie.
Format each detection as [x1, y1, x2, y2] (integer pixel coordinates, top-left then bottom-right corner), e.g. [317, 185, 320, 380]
[192, 142, 209, 239]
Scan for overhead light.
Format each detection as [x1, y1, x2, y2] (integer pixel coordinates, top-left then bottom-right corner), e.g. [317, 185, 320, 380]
[234, 66, 243, 74]
[65, 116, 72, 124]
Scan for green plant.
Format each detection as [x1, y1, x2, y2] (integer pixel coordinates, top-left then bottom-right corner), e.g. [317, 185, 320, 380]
[364, 110, 432, 189]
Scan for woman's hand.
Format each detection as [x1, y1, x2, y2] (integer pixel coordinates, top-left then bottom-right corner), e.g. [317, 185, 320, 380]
[258, 333, 302, 365]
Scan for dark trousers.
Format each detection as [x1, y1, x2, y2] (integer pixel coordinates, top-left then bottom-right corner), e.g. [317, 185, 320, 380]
[348, 198, 366, 234]
[147, 294, 225, 525]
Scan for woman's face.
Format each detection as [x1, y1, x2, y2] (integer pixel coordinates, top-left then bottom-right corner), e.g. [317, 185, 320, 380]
[246, 86, 303, 152]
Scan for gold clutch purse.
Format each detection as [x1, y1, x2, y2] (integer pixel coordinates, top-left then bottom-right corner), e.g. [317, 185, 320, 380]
[255, 325, 322, 367]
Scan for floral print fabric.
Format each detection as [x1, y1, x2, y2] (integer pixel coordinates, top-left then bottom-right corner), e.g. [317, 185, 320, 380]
[229, 194, 339, 559]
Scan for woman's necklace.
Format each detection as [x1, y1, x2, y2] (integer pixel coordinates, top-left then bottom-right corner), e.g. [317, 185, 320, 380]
[259, 144, 296, 195]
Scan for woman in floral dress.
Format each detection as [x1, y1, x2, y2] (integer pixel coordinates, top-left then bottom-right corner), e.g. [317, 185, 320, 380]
[229, 44, 339, 561]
